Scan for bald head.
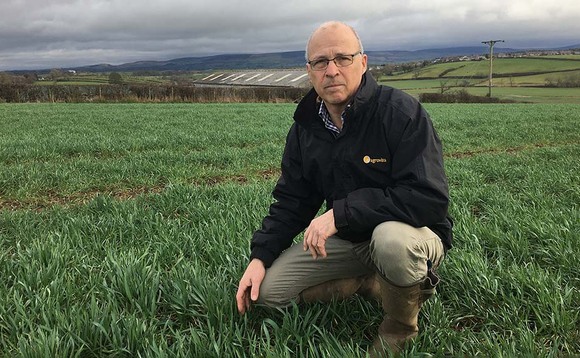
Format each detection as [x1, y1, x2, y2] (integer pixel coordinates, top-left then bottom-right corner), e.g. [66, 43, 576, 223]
[304, 21, 368, 117]
[305, 21, 364, 61]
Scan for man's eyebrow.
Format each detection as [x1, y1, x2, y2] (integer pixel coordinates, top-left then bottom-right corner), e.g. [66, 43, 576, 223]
[311, 52, 350, 60]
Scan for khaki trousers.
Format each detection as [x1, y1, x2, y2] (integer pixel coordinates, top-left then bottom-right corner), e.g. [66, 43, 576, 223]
[257, 221, 445, 307]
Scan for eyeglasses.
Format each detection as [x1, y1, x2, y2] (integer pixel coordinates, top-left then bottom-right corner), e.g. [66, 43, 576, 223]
[307, 51, 362, 71]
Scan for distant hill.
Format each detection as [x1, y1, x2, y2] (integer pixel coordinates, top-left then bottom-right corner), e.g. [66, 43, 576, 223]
[556, 43, 580, 50]
[77, 51, 307, 72]
[367, 46, 515, 64]
[46, 44, 580, 73]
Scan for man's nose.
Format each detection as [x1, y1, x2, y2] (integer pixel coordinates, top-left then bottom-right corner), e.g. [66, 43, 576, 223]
[325, 60, 340, 76]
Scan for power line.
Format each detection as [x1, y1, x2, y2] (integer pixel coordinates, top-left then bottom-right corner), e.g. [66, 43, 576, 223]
[482, 40, 505, 97]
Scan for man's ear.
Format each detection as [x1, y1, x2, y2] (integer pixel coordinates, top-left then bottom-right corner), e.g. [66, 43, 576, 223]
[361, 54, 368, 74]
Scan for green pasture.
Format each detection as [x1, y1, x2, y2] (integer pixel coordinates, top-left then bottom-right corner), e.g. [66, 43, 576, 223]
[379, 56, 580, 103]
[388, 84, 580, 104]
[491, 69, 580, 86]
[463, 86, 580, 103]
[0, 103, 579, 356]
[35, 81, 108, 86]
[538, 55, 580, 60]
[36, 74, 171, 86]
[444, 57, 580, 78]
[387, 70, 580, 88]
[385, 61, 492, 80]
[387, 57, 580, 81]
[384, 79, 484, 90]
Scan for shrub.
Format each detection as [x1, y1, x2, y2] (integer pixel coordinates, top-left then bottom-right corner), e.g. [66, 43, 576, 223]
[108, 72, 123, 85]
[545, 74, 580, 88]
[419, 89, 507, 103]
[0, 84, 309, 103]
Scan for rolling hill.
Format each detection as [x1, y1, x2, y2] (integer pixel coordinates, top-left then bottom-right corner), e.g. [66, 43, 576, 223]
[64, 45, 579, 73]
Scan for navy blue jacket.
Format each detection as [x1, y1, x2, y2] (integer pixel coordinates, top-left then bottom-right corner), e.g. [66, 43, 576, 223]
[251, 72, 453, 267]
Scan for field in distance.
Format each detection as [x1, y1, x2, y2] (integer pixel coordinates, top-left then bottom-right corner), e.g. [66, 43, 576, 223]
[28, 55, 580, 103]
[378, 55, 580, 103]
[0, 103, 578, 356]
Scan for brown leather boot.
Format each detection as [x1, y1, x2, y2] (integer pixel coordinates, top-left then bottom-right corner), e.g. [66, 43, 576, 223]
[372, 281, 420, 356]
[358, 273, 381, 301]
[299, 274, 379, 303]
[371, 271, 439, 356]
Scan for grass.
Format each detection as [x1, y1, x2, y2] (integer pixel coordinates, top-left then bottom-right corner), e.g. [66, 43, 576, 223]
[0, 103, 287, 204]
[0, 103, 579, 356]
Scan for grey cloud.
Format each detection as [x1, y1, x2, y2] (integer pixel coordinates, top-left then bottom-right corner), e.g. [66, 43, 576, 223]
[1, 0, 579, 70]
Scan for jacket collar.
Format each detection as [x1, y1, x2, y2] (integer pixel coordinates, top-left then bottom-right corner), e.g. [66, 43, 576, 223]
[293, 71, 379, 131]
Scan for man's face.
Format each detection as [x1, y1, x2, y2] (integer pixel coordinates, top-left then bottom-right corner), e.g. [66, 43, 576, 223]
[306, 24, 367, 111]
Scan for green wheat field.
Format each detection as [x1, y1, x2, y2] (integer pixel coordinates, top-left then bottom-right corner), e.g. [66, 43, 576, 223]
[1, 103, 579, 357]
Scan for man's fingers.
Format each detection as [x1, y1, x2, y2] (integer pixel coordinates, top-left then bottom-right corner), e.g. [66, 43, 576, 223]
[304, 210, 337, 257]
[250, 278, 261, 301]
[236, 286, 247, 314]
[236, 283, 257, 315]
[309, 239, 318, 259]
[304, 228, 328, 259]
[317, 241, 327, 258]
[303, 227, 312, 251]
[236, 277, 254, 314]
[244, 292, 251, 313]
[236, 258, 266, 315]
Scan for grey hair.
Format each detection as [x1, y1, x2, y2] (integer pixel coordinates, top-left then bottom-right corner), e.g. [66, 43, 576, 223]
[305, 21, 364, 62]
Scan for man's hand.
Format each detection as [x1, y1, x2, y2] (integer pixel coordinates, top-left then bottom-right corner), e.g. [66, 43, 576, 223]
[235, 258, 266, 315]
[303, 209, 338, 259]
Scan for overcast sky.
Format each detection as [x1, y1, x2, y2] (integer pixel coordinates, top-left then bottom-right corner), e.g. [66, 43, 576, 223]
[1, 0, 579, 71]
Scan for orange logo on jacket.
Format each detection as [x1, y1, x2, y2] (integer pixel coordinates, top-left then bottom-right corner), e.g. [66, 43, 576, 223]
[363, 156, 387, 164]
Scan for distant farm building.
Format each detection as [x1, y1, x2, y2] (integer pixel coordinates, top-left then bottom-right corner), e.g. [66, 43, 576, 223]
[194, 70, 310, 88]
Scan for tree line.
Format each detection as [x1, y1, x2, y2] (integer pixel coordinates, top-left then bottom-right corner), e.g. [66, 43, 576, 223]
[0, 83, 308, 103]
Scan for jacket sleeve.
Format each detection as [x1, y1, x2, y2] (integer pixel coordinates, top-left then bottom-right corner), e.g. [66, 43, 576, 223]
[333, 102, 449, 232]
[250, 124, 324, 267]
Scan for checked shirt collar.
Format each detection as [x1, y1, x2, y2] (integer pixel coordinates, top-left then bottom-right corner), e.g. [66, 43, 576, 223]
[318, 100, 350, 137]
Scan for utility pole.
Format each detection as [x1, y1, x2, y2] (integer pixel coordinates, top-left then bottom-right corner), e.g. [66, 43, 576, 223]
[482, 40, 505, 97]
